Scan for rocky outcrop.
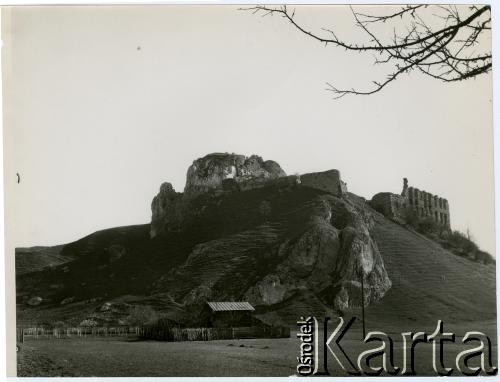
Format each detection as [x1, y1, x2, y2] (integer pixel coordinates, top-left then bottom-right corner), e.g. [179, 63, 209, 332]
[184, 153, 286, 195]
[150, 153, 286, 237]
[150, 182, 183, 237]
[27, 296, 43, 306]
[244, 194, 391, 311]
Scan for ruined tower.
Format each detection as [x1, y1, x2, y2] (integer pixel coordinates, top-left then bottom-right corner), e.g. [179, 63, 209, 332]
[370, 178, 451, 229]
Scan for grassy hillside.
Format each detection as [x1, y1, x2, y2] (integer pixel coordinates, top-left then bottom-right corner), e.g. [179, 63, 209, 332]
[16, 245, 68, 275]
[366, 214, 496, 333]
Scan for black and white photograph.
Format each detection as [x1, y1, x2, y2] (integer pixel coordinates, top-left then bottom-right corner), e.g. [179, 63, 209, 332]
[1, 2, 497, 377]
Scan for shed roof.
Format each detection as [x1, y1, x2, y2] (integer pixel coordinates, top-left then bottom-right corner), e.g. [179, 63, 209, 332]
[207, 302, 255, 312]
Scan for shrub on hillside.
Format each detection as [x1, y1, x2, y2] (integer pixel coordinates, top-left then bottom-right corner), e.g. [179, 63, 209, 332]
[403, 208, 443, 238]
[416, 217, 441, 238]
[402, 207, 420, 229]
[440, 230, 478, 254]
[475, 250, 495, 264]
[439, 230, 494, 264]
[400, 208, 494, 265]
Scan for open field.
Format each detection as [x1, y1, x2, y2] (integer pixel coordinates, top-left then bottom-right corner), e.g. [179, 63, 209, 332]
[17, 322, 497, 377]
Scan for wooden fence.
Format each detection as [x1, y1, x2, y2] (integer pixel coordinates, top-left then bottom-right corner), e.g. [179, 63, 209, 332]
[17, 326, 141, 342]
[140, 325, 290, 342]
[17, 325, 291, 342]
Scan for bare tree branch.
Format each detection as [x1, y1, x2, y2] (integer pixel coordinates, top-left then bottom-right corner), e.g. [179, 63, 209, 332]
[241, 5, 492, 98]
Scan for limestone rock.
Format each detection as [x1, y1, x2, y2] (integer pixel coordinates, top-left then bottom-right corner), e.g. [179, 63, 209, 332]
[27, 296, 43, 306]
[245, 273, 302, 306]
[244, 194, 391, 311]
[184, 153, 286, 195]
[327, 195, 391, 310]
[150, 182, 183, 238]
[60, 296, 75, 305]
[100, 302, 112, 311]
[151, 153, 286, 237]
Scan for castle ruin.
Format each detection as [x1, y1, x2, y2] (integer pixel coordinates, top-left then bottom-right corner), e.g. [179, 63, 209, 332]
[151, 152, 451, 240]
[299, 169, 347, 196]
[370, 178, 450, 229]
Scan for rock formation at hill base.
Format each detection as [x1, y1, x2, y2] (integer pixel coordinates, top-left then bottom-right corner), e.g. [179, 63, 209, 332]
[243, 195, 391, 311]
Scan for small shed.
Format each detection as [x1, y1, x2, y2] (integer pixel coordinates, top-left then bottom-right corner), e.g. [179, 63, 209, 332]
[205, 301, 255, 328]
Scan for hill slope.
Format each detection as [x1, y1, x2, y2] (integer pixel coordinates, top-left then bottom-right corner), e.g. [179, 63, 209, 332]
[16, 245, 68, 275]
[367, 215, 496, 331]
[15, 183, 496, 332]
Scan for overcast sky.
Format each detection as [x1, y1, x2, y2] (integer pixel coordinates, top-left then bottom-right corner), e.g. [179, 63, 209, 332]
[3, 5, 494, 254]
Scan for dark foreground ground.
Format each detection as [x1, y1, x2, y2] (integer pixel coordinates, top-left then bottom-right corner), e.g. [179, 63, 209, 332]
[17, 321, 497, 377]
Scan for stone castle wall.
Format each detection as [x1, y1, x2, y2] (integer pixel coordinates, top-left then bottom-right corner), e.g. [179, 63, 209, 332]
[370, 178, 450, 228]
[405, 185, 450, 227]
[299, 170, 346, 197]
[370, 192, 407, 224]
